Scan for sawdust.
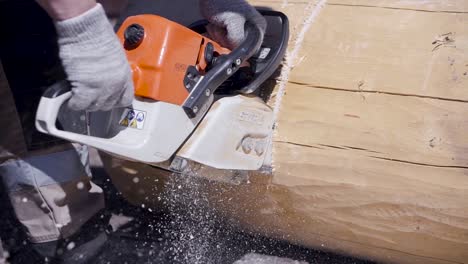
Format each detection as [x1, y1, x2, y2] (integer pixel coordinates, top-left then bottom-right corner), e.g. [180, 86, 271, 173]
[159, 173, 241, 264]
[234, 253, 308, 264]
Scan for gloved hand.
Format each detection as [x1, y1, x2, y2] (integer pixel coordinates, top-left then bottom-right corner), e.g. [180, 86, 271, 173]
[54, 3, 133, 111]
[200, 0, 266, 53]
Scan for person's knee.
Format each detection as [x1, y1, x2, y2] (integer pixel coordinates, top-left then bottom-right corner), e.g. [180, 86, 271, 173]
[0, 148, 104, 243]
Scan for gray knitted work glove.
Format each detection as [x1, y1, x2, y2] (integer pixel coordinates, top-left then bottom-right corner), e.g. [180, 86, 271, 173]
[200, 0, 266, 52]
[55, 4, 133, 112]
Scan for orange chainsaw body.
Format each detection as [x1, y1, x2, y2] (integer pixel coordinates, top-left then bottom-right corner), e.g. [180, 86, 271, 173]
[116, 15, 229, 106]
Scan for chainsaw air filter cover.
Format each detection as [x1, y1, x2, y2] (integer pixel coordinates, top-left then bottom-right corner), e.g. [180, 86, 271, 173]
[117, 15, 230, 106]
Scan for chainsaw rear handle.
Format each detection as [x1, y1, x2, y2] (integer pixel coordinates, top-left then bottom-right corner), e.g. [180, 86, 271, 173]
[182, 22, 262, 118]
[35, 81, 192, 164]
[35, 81, 133, 159]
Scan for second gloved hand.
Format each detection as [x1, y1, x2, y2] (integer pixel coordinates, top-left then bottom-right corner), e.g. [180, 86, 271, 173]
[200, 0, 266, 53]
[55, 3, 133, 112]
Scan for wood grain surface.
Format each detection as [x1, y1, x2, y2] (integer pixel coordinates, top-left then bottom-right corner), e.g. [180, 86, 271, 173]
[267, 0, 468, 263]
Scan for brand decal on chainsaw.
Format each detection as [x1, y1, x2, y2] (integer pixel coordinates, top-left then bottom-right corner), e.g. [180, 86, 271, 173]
[238, 111, 265, 125]
[119, 108, 146, 130]
[174, 63, 188, 72]
[258, 47, 271, 60]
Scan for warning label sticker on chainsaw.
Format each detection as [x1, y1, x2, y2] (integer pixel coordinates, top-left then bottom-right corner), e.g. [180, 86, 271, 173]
[119, 108, 146, 130]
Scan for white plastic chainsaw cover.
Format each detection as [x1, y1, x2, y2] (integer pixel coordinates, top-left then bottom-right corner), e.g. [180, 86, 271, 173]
[177, 95, 274, 170]
[35, 92, 195, 164]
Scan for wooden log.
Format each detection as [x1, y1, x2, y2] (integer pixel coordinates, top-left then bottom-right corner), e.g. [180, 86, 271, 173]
[288, 2, 468, 101]
[102, 1, 468, 263]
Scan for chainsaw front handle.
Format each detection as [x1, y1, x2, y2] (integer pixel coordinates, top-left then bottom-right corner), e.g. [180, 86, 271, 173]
[183, 10, 290, 117]
[182, 22, 262, 118]
[239, 10, 289, 94]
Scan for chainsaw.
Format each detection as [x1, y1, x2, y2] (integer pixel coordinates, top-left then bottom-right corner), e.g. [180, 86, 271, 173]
[35, 10, 289, 183]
